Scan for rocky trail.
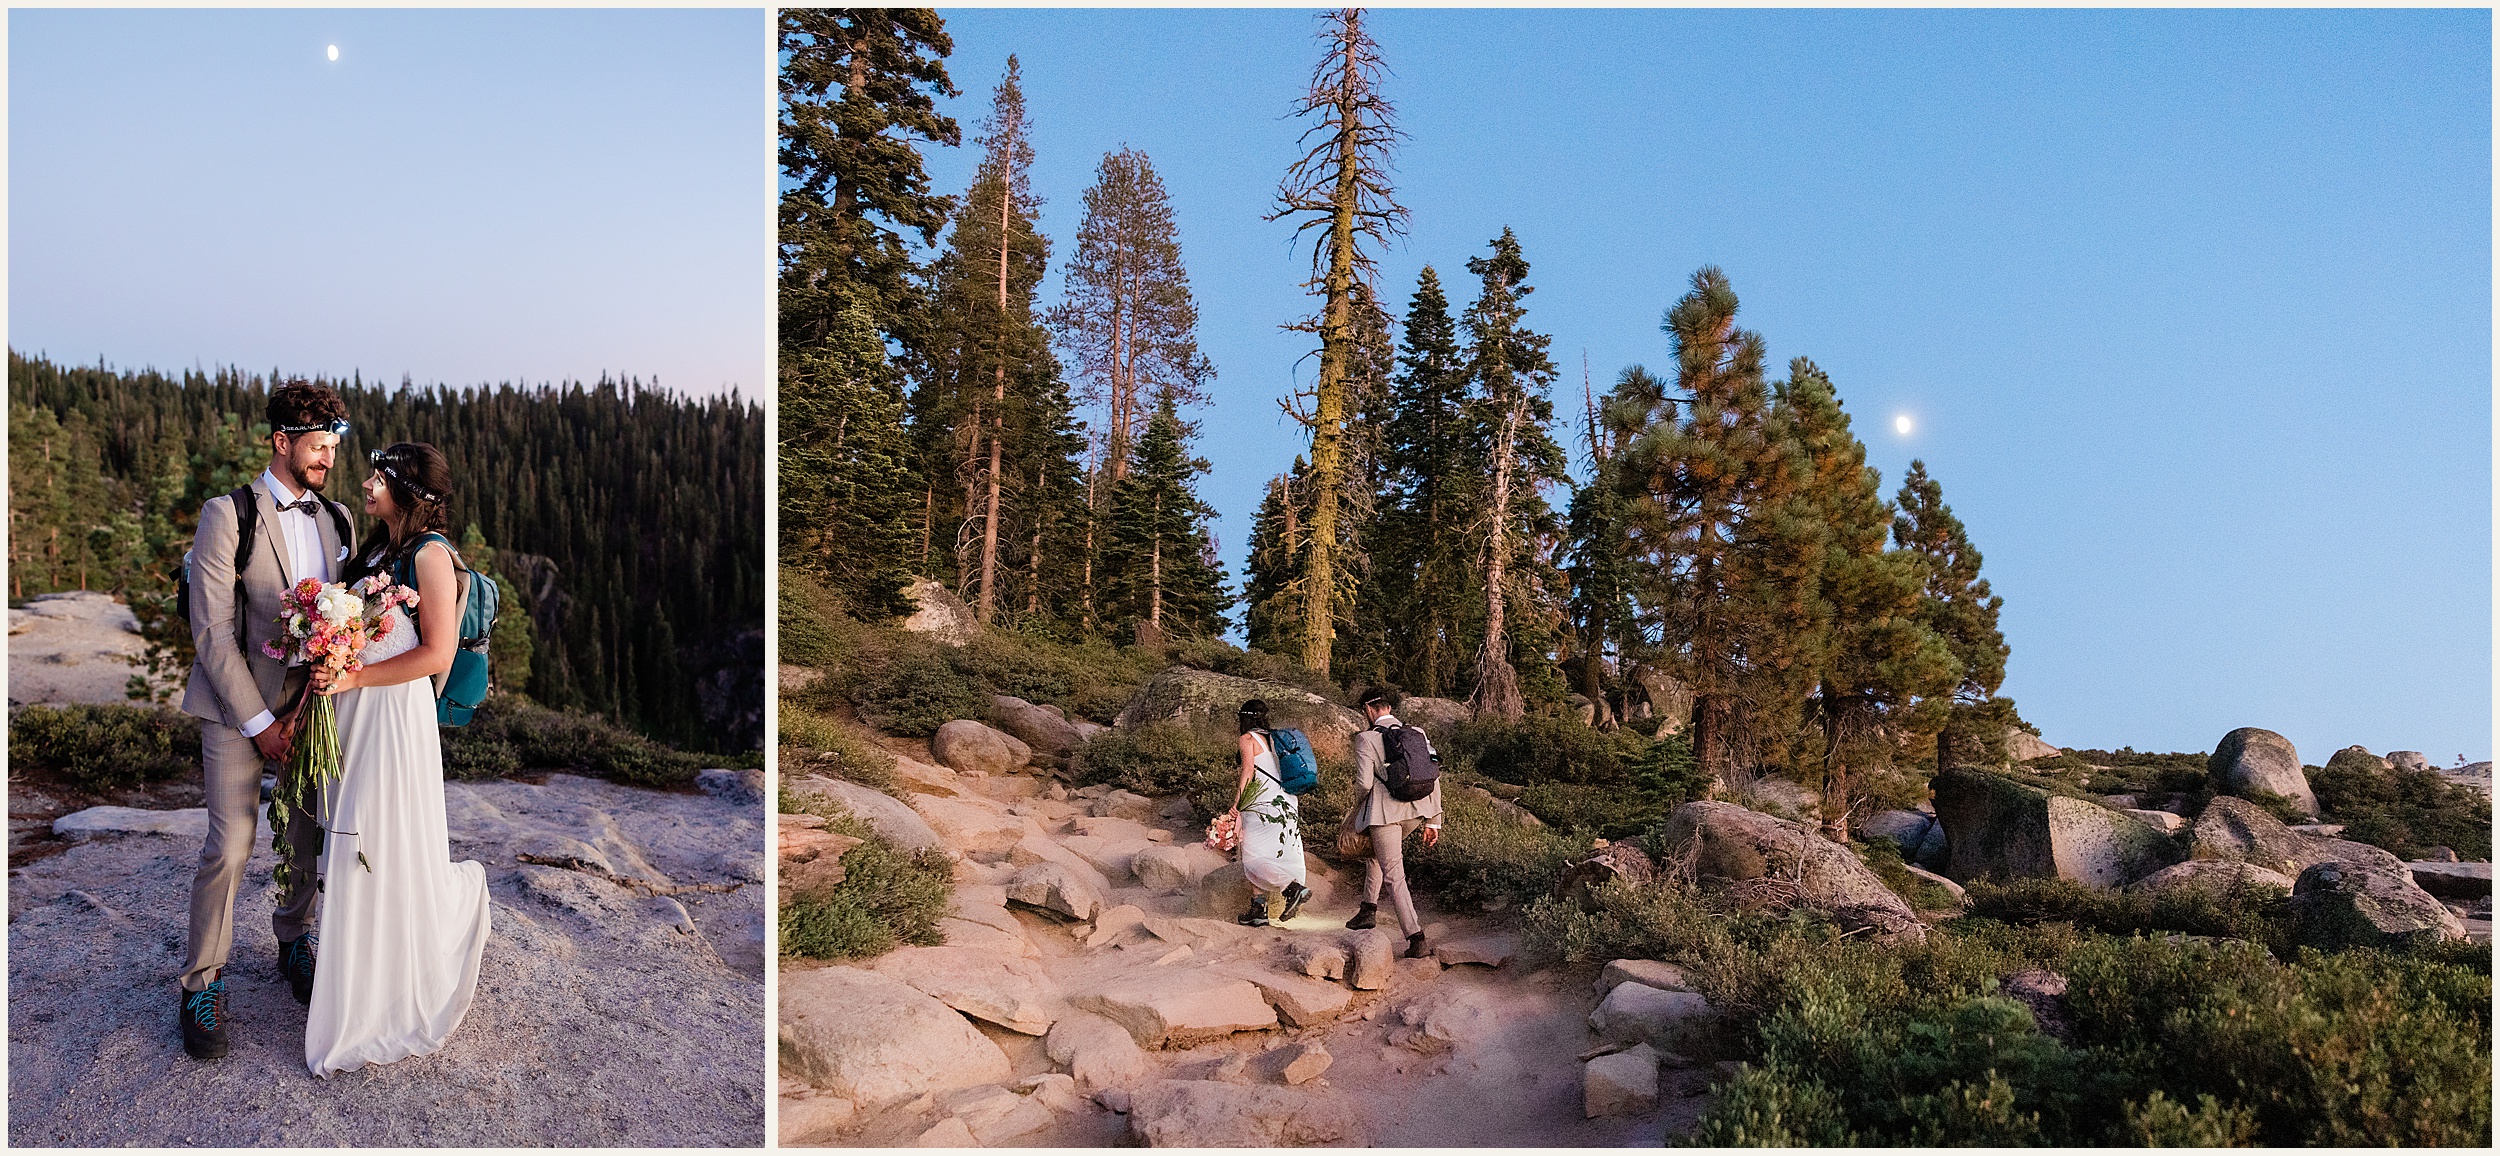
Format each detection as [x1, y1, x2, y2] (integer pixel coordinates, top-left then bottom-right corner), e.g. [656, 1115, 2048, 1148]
[8, 770, 766, 1146]
[779, 718, 1716, 1148]
[7, 591, 156, 708]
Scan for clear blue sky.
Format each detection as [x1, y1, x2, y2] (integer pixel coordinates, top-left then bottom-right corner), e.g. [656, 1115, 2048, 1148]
[9, 7, 770, 398]
[913, 7, 2491, 764]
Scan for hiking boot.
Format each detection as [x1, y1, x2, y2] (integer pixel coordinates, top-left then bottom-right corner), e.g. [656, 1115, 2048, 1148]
[179, 979, 230, 1060]
[1405, 931, 1430, 959]
[1236, 899, 1271, 927]
[1280, 882, 1312, 922]
[1345, 902, 1378, 930]
[279, 933, 318, 1005]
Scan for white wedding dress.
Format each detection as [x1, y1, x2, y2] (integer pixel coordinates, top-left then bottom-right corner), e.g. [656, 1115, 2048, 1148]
[1238, 733, 1306, 895]
[304, 599, 492, 1077]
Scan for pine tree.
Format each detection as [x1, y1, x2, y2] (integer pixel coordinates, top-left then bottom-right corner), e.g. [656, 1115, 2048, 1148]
[1459, 228, 1567, 720]
[778, 9, 958, 614]
[1268, 8, 1408, 676]
[1615, 267, 1813, 786]
[1326, 278, 1398, 686]
[1243, 467, 1305, 657]
[1373, 265, 1479, 697]
[910, 57, 1061, 626]
[1893, 458, 2015, 770]
[1047, 147, 1214, 631]
[777, 9, 958, 353]
[1047, 147, 1214, 483]
[1562, 361, 1644, 728]
[1777, 359, 1957, 835]
[1101, 395, 1230, 643]
[782, 291, 919, 615]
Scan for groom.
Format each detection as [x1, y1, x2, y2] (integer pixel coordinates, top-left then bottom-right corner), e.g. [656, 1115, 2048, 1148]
[174, 380, 357, 1060]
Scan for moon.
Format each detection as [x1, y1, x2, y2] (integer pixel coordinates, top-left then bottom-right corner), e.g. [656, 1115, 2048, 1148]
[327, 44, 339, 61]
[1894, 414, 1914, 436]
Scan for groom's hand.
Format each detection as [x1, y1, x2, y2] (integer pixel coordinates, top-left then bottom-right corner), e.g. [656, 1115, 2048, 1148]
[253, 722, 293, 763]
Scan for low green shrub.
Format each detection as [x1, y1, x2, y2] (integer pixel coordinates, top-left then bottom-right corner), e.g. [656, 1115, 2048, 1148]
[951, 631, 1083, 706]
[779, 703, 895, 791]
[2311, 756, 2492, 861]
[1856, 839, 1962, 911]
[2043, 748, 2211, 798]
[1404, 784, 1585, 913]
[778, 786, 951, 961]
[443, 695, 717, 787]
[2063, 937, 2492, 1145]
[1528, 870, 2491, 1147]
[847, 637, 988, 737]
[1474, 729, 1707, 839]
[1073, 721, 1236, 804]
[1449, 714, 1650, 786]
[777, 565, 857, 670]
[8, 703, 199, 791]
[1960, 876, 2293, 954]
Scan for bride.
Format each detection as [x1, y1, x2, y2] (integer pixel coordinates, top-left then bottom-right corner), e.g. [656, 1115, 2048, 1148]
[304, 441, 492, 1077]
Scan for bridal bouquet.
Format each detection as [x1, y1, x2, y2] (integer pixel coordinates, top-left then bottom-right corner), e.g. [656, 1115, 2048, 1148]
[1203, 809, 1240, 852]
[265, 574, 420, 885]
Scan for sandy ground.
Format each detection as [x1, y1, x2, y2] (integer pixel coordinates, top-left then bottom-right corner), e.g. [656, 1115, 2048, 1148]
[8, 774, 765, 1146]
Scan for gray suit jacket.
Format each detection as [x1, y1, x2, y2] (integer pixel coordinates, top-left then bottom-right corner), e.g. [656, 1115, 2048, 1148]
[178, 479, 354, 731]
[1351, 718, 1444, 830]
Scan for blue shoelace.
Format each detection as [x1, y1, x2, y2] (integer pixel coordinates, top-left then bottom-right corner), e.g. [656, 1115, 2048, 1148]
[284, 933, 318, 975]
[185, 981, 223, 1031]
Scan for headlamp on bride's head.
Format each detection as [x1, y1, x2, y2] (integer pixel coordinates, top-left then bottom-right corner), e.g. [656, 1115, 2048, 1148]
[369, 447, 442, 503]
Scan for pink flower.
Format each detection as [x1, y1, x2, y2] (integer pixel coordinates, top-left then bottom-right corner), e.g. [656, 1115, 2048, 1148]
[262, 640, 286, 660]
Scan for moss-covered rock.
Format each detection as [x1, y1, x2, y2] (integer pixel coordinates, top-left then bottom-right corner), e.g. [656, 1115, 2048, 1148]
[1113, 666, 1363, 759]
[1654, 801, 1926, 944]
[2207, 727, 2317, 818]
[1933, 767, 2181, 887]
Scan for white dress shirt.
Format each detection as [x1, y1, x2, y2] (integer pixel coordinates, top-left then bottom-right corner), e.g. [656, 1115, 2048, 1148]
[240, 469, 333, 738]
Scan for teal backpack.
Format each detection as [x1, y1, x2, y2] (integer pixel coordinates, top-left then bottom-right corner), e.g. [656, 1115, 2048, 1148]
[392, 532, 498, 726]
[1263, 728, 1320, 795]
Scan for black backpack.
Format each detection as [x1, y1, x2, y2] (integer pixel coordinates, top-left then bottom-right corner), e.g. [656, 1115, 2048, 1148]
[1378, 722, 1441, 803]
[176, 485, 353, 661]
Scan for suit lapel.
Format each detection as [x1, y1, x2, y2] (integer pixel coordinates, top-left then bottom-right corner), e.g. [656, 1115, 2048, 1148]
[254, 478, 299, 588]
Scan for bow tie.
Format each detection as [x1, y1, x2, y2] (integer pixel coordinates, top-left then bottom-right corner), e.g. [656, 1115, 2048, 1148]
[279, 498, 321, 516]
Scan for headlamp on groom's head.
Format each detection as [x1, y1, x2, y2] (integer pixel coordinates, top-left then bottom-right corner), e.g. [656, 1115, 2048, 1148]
[275, 418, 351, 439]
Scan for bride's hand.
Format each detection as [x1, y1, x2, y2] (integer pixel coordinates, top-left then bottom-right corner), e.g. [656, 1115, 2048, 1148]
[319, 668, 363, 696]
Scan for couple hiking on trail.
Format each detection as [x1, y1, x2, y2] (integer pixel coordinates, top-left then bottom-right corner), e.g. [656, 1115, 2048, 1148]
[1224, 690, 1443, 959]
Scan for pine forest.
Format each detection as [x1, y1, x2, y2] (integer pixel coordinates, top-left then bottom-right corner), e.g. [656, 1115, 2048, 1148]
[8, 351, 766, 752]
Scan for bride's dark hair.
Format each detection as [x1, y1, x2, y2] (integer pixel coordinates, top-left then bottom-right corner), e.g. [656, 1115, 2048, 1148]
[348, 442, 457, 583]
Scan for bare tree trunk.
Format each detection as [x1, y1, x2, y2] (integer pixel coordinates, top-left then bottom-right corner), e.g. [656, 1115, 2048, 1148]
[1027, 522, 1043, 616]
[976, 177, 1010, 626]
[1470, 394, 1525, 719]
[918, 485, 934, 571]
[1080, 439, 1100, 633]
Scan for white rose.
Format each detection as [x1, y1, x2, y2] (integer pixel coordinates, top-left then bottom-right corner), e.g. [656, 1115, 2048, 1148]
[316, 585, 361, 626]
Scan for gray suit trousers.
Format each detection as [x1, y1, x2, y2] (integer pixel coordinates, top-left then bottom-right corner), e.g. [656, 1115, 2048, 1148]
[181, 667, 323, 992]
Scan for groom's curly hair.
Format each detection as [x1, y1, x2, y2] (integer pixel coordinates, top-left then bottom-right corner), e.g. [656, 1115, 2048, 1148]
[267, 379, 347, 432]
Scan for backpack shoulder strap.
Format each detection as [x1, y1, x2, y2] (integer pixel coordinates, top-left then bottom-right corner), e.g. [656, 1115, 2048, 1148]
[228, 485, 259, 575]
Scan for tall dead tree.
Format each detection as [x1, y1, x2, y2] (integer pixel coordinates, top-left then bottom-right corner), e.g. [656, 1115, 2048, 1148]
[1268, 8, 1407, 675]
